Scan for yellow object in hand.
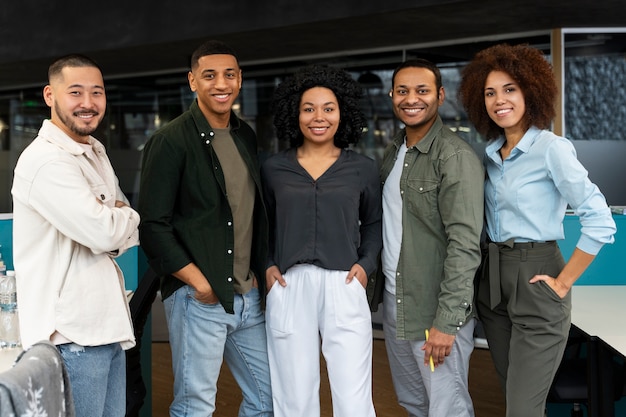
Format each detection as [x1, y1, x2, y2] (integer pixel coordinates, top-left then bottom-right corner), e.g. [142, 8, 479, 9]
[425, 329, 435, 372]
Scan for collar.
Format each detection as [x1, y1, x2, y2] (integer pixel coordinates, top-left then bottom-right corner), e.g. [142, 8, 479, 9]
[485, 125, 541, 156]
[38, 119, 103, 156]
[392, 115, 444, 154]
[189, 99, 241, 138]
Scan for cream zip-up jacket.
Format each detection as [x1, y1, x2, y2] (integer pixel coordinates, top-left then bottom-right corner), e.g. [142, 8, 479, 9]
[11, 119, 139, 350]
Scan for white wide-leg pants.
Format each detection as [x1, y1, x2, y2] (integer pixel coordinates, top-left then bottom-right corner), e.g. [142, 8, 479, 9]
[265, 264, 376, 417]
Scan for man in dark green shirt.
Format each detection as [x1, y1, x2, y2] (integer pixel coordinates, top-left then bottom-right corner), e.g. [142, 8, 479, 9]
[138, 40, 271, 417]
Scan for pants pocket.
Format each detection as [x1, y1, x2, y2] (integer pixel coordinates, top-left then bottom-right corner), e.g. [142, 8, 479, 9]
[265, 283, 294, 335]
[333, 276, 371, 328]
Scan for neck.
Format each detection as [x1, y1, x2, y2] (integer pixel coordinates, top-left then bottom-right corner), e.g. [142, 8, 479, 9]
[298, 141, 340, 157]
[404, 117, 437, 147]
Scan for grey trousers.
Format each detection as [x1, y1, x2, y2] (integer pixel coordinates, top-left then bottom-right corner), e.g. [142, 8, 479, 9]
[477, 241, 571, 417]
[383, 290, 476, 417]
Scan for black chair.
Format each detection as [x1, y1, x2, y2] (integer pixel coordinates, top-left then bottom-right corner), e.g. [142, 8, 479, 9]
[548, 328, 625, 416]
[125, 267, 160, 417]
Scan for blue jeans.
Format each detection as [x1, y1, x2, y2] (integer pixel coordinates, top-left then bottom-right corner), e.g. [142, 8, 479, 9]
[57, 342, 125, 417]
[164, 285, 273, 417]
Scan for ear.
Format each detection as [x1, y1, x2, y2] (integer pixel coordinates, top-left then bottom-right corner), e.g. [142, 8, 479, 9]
[43, 85, 54, 107]
[438, 86, 446, 105]
[188, 71, 197, 92]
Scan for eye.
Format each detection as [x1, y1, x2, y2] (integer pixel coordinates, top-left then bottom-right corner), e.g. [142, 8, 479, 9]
[396, 89, 408, 95]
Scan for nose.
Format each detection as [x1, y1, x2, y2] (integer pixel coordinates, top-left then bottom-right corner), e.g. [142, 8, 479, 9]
[214, 74, 227, 89]
[405, 90, 421, 104]
[80, 94, 96, 108]
[493, 91, 506, 104]
[313, 108, 325, 120]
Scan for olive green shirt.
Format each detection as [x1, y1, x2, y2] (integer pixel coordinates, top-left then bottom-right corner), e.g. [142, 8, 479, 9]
[378, 116, 484, 339]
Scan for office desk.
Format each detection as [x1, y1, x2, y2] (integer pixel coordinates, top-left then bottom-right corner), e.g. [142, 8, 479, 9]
[571, 285, 626, 417]
[572, 286, 626, 356]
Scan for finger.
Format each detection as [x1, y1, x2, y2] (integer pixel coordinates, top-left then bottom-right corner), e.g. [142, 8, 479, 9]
[276, 274, 287, 287]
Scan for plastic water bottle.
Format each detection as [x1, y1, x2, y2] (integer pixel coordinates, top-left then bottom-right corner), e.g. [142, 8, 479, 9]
[0, 270, 21, 348]
[0, 245, 6, 276]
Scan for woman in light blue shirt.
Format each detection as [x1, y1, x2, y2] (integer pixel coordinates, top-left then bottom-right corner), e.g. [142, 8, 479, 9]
[459, 44, 616, 417]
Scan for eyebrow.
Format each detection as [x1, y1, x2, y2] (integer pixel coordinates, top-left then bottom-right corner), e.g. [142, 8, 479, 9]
[395, 83, 430, 89]
[301, 101, 337, 106]
[485, 82, 516, 91]
[201, 68, 237, 74]
[67, 84, 104, 90]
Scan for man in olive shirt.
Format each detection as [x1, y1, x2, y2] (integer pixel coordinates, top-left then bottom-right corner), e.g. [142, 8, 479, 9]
[138, 40, 271, 416]
[378, 59, 483, 417]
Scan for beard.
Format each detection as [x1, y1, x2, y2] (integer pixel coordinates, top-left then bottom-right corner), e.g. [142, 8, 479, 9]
[54, 104, 103, 138]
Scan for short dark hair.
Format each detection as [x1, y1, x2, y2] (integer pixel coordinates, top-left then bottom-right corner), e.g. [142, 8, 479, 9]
[48, 54, 101, 83]
[459, 43, 557, 140]
[391, 58, 443, 91]
[271, 65, 366, 149]
[190, 40, 239, 70]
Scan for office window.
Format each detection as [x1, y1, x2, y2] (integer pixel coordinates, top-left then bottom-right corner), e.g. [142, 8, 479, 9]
[563, 30, 626, 141]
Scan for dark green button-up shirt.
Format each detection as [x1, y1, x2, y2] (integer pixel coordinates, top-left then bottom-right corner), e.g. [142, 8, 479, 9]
[378, 116, 484, 339]
[138, 100, 269, 313]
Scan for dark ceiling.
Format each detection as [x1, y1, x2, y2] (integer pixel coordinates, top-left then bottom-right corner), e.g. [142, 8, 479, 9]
[0, 0, 624, 91]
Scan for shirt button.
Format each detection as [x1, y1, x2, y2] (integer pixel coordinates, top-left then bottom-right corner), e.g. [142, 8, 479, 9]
[419, 187, 423, 191]
[205, 140, 210, 144]
[397, 299, 401, 304]
[459, 321, 463, 325]
[227, 249, 233, 254]
[404, 163, 408, 167]
[200, 132, 205, 137]
[209, 131, 215, 137]
[400, 190, 404, 194]
[396, 272, 400, 276]
[227, 221, 232, 226]
[227, 277, 233, 282]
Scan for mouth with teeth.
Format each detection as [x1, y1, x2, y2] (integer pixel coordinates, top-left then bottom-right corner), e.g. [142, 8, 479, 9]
[213, 93, 231, 103]
[495, 108, 512, 116]
[402, 107, 424, 114]
[75, 111, 98, 120]
[309, 127, 330, 134]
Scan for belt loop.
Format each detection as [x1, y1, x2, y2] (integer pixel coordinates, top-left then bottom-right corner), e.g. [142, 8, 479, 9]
[488, 242, 501, 309]
[520, 248, 527, 262]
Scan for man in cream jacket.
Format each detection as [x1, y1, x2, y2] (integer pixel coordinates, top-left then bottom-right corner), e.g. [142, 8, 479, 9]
[11, 54, 139, 417]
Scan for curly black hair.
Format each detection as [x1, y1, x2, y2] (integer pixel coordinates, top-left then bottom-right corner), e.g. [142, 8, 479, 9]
[458, 43, 557, 140]
[271, 65, 367, 148]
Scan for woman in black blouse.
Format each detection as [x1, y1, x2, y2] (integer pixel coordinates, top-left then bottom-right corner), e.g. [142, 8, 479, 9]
[261, 65, 382, 417]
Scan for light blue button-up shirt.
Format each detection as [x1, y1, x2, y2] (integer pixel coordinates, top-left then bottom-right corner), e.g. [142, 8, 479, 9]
[484, 126, 616, 255]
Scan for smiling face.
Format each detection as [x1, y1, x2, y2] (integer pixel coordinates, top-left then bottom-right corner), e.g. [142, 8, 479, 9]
[390, 66, 444, 134]
[484, 70, 527, 137]
[188, 54, 242, 128]
[298, 86, 340, 146]
[43, 65, 106, 143]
